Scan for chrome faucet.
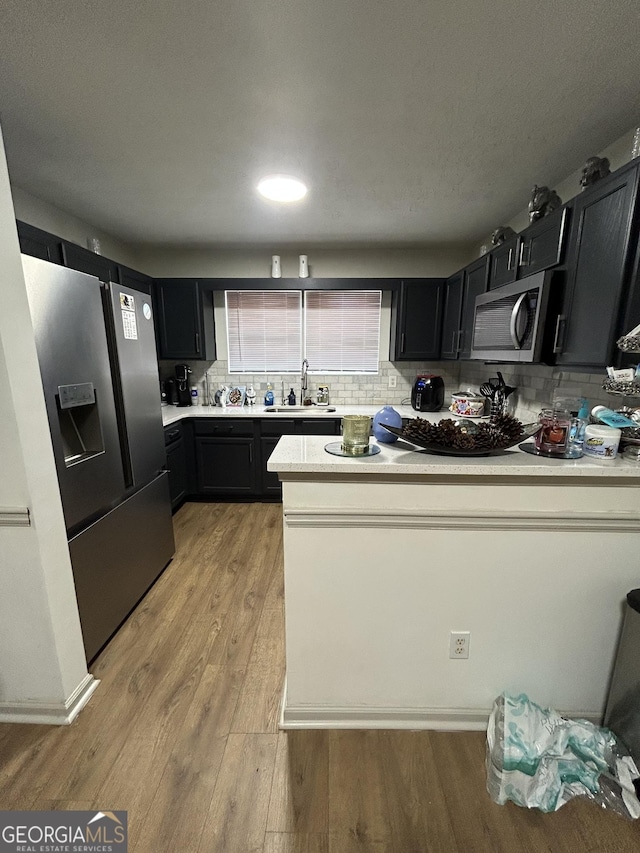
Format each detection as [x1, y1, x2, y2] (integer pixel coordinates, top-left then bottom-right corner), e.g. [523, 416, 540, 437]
[281, 380, 286, 406]
[301, 359, 309, 403]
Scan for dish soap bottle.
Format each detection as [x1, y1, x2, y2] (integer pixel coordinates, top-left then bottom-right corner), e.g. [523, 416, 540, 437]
[264, 383, 274, 406]
[288, 388, 296, 406]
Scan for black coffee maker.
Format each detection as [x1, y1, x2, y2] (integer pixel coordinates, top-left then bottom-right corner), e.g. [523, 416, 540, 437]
[411, 374, 444, 412]
[175, 363, 192, 407]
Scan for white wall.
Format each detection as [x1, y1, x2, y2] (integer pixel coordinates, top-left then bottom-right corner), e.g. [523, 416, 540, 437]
[11, 185, 141, 271]
[496, 126, 638, 241]
[135, 243, 475, 279]
[0, 127, 91, 720]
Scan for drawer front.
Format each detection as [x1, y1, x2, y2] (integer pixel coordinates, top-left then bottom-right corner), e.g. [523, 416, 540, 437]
[193, 419, 254, 437]
[300, 419, 341, 435]
[260, 419, 297, 436]
[164, 424, 182, 446]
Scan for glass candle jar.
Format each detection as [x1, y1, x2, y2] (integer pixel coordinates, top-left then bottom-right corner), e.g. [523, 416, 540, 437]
[341, 415, 371, 455]
[534, 408, 572, 456]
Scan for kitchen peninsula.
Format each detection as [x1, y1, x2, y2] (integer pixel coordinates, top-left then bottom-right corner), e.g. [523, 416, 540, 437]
[268, 436, 640, 730]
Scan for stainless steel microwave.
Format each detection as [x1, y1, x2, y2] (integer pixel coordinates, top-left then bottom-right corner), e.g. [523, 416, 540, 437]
[470, 271, 555, 362]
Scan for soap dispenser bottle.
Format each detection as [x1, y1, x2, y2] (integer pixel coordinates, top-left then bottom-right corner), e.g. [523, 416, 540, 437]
[288, 388, 296, 406]
[264, 383, 274, 406]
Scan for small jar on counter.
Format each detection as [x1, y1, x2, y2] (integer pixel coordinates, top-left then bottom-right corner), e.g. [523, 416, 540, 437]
[582, 425, 621, 460]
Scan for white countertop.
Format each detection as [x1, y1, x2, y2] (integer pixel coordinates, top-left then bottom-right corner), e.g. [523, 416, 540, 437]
[267, 433, 640, 479]
[162, 403, 423, 427]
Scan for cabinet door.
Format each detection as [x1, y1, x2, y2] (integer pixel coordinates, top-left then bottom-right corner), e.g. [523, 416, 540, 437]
[440, 272, 464, 359]
[391, 280, 444, 360]
[166, 436, 188, 509]
[518, 208, 568, 276]
[62, 241, 119, 282]
[458, 257, 489, 359]
[488, 238, 519, 289]
[195, 437, 256, 494]
[260, 436, 283, 495]
[17, 221, 64, 264]
[156, 279, 215, 360]
[556, 167, 639, 367]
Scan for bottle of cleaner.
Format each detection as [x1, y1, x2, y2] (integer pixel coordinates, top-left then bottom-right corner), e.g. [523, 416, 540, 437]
[591, 405, 636, 429]
[190, 385, 199, 406]
[565, 398, 589, 458]
[264, 383, 274, 406]
[288, 388, 296, 406]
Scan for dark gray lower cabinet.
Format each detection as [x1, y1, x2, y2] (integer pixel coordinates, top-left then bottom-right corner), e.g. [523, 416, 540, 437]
[164, 424, 188, 510]
[170, 416, 341, 499]
[259, 418, 340, 496]
[194, 420, 256, 494]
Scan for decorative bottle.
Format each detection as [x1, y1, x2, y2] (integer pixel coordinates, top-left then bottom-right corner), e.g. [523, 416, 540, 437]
[288, 388, 296, 406]
[372, 406, 402, 443]
[264, 383, 274, 406]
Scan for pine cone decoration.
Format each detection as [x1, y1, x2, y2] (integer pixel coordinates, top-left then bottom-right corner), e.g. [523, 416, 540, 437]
[489, 413, 524, 442]
[401, 413, 524, 452]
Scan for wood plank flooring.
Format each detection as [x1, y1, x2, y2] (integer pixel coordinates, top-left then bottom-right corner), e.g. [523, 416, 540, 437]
[1, 501, 639, 852]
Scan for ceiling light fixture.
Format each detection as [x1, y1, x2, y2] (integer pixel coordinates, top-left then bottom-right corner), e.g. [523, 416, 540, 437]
[257, 174, 307, 202]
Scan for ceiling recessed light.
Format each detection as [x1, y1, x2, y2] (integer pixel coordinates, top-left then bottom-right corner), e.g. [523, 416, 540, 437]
[257, 174, 308, 202]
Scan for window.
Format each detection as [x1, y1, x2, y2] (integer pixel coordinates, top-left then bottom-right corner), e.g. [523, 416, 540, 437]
[226, 289, 382, 374]
[304, 291, 381, 373]
[226, 290, 302, 373]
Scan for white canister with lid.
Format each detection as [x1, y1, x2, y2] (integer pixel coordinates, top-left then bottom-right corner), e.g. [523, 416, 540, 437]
[582, 424, 621, 460]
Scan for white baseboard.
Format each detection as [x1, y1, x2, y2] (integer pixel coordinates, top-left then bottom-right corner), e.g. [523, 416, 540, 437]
[279, 682, 602, 731]
[0, 674, 100, 725]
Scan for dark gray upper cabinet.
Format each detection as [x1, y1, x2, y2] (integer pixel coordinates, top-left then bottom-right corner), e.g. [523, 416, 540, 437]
[487, 237, 519, 289]
[117, 264, 154, 294]
[458, 256, 489, 359]
[441, 257, 489, 360]
[517, 207, 568, 276]
[17, 220, 64, 265]
[440, 271, 464, 359]
[61, 241, 119, 282]
[156, 279, 216, 361]
[554, 163, 640, 368]
[390, 279, 444, 361]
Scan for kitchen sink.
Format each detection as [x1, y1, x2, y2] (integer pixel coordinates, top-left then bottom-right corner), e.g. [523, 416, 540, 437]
[264, 406, 336, 413]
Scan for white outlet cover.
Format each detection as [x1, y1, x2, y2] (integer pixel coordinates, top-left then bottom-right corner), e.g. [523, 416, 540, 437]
[449, 631, 470, 659]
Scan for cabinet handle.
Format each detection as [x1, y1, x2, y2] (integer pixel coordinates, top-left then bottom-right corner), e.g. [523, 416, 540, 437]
[553, 315, 566, 354]
[507, 248, 514, 270]
[451, 331, 456, 354]
[456, 330, 463, 352]
[401, 332, 405, 353]
[249, 444, 253, 463]
[195, 332, 200, 353]
[519, 242, 531, 267]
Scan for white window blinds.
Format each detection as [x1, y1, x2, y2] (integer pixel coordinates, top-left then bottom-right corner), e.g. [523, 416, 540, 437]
[304, 290, 381, 373]
[226, 290, 302, 373]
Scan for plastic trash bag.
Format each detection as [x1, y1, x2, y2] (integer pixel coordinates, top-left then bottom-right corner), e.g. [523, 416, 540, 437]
[486, 693, 640, 819]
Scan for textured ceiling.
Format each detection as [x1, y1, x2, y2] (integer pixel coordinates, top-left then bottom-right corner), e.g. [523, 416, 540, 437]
[1, 0, 639, 247]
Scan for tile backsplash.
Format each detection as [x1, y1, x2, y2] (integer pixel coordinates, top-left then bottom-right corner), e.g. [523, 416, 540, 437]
[160, 359, 616, 417]
[457, 363, 612, 421]
[160, 360, 460, 407]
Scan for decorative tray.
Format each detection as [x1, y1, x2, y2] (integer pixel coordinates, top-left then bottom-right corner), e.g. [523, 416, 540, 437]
[324, 441, 381, 458]
[381, 423, 541, 457]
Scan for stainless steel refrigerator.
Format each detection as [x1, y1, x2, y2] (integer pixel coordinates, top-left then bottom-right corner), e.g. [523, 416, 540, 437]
[22, 254, 175, 662]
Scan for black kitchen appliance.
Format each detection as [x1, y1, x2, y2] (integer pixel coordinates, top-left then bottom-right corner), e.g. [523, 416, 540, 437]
[164, 378, 179, 405]
[175, 363, 192, 406]
[22, 254, 175, 662]
[412, 374, 444, 412]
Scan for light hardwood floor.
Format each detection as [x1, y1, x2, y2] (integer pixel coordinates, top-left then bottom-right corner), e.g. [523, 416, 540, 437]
[1, 501, 639, 852]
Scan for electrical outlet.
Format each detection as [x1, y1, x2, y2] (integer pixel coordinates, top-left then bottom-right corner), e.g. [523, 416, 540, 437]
[449, 631, 470, 659]
[388, 375, 397, 388]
